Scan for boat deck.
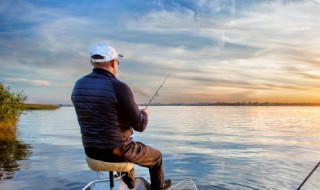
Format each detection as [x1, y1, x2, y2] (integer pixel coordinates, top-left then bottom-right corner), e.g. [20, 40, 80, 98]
[82, 177, 197, 190]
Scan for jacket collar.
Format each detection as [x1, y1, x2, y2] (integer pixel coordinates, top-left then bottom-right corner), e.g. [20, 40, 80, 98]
[92, 68, 115, 78]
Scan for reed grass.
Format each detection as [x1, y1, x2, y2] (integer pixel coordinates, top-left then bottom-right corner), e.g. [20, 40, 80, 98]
[22, 103, 60, 110]
[0, 83, 26, 139]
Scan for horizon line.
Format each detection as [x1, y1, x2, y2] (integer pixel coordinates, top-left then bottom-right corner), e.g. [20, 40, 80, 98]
[25, 102, 320, 107]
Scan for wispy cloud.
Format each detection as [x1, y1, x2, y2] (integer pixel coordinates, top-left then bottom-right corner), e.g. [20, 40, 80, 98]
[4, 78, 53, 86]
[4, 77, 72, 87]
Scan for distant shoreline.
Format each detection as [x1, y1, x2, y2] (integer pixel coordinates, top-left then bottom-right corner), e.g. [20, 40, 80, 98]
[23, 104, 60, 110]
[41, 102, 320, 107]
[138, 102, 320, 106]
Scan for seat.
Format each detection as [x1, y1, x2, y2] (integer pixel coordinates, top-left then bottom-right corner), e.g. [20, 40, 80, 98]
[86, 157, 134, 189]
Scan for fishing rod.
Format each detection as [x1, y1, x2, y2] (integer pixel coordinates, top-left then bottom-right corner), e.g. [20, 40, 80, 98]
[145, 74, 171, 108]
[297, 160, 320, 190]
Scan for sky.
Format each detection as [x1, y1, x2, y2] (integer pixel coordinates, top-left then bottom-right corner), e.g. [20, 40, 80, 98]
[1, 0, 320, 104]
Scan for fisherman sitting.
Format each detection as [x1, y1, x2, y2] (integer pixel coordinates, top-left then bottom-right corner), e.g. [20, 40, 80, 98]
[71, 42, 172, 190]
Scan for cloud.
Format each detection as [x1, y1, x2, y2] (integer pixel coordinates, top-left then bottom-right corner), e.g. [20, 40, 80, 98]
[4, 78, 53, 86]
[4, 77, 72, 87]
[1, 0, 320, 103]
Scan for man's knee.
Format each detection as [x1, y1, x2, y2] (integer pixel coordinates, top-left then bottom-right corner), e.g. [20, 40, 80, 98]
[150, 147, 162, 161]
[152, 149, 162, 166]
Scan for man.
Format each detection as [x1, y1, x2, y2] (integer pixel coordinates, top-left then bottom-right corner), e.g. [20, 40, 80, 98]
[71, 42, 172, 190]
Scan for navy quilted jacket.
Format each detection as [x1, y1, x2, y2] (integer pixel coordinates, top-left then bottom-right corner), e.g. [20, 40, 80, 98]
[71, 68, 148, 149]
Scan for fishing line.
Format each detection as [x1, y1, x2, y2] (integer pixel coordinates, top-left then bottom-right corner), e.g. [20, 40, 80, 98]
[297, 160, 320, 190]
[146, 74, 171, 108]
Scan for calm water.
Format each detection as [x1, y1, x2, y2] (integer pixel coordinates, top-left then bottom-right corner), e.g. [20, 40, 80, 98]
[0, 106, 319, 190]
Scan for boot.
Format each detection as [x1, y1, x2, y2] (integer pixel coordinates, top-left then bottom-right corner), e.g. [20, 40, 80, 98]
[122, 168, 135, 189]
[162, 179, 172, 190]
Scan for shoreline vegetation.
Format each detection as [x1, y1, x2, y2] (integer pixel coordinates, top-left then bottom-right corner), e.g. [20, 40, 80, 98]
[1, 82, 61, 141]
[23, 104, 60, 110]
[1, 82, 60, 137]
[0, 83, 26, 140]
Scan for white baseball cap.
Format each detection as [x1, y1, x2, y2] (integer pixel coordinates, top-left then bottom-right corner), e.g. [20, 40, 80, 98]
[89, 42, 124, 63]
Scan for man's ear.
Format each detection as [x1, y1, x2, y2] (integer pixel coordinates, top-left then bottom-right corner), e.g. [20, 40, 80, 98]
[111, 60, 117, 68]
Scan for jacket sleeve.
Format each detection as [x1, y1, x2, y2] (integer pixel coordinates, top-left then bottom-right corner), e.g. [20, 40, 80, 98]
[112, 80, 148, 132]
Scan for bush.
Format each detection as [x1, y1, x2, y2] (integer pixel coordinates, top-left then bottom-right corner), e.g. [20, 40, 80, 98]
[0, 83, 27, 132]
[0, 83, 31, 180]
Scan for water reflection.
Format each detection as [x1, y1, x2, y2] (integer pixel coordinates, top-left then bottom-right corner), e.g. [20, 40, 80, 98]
[0, 123, 31, 180]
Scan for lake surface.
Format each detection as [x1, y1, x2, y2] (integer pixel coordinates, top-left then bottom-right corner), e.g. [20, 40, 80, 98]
[0, 106, 319, 190]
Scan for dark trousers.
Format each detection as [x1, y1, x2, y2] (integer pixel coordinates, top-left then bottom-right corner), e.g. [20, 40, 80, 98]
[85, 141, 164, 190]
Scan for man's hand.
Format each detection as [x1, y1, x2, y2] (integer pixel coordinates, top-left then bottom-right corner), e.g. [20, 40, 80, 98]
[141, 107, 150, 116]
